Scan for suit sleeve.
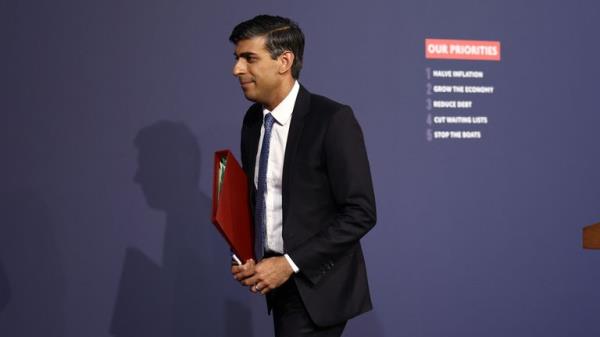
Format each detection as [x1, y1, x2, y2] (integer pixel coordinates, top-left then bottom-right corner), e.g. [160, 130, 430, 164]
[287, 106, 377, 285]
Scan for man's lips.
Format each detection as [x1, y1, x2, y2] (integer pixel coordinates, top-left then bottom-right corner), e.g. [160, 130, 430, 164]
[239, 79, 254, 88]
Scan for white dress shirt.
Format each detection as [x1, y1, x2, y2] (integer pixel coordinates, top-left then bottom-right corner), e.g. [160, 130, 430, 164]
[254, 80, 300, 272]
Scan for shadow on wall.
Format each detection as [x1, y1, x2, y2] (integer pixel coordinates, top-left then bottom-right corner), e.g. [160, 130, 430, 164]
[0, 189, 66, 336]
[0, 259, 9, 314]
[110, 120, 253, 337]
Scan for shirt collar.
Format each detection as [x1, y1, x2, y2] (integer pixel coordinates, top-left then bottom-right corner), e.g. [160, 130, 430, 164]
[262, 81, 300, 126]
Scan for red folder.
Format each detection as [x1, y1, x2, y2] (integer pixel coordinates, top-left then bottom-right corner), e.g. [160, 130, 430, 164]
[211, 150, 255, 262]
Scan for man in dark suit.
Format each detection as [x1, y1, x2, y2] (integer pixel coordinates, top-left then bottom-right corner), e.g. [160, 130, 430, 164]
[230, 15, 376, 337]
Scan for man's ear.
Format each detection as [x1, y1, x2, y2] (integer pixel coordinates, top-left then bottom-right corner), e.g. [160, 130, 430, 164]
[278, 51, 295, 75]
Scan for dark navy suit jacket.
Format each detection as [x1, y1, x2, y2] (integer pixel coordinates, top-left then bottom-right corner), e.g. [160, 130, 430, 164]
[240, 85, 376, 326]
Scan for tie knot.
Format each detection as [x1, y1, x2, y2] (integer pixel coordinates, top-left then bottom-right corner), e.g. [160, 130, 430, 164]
[264, 113, 275, 128]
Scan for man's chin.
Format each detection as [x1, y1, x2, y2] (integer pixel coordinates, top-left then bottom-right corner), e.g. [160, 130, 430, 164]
[242, 92, 258, 103]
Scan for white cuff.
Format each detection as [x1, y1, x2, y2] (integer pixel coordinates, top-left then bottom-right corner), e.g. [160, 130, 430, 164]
[284, 254, 300, 273]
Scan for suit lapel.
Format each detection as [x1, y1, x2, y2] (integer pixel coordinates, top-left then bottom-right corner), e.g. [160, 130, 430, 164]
[282, 85, 311, 225]
[245, 104, 262, 196]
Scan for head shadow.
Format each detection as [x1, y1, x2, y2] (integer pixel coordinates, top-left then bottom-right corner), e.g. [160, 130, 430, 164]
[111, 120, 253, 337]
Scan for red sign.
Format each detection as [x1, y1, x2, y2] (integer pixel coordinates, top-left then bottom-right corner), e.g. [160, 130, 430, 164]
[425, 38, 501, 61]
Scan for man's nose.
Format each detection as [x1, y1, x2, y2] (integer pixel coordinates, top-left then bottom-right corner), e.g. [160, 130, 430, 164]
[232, 59, 245, 76]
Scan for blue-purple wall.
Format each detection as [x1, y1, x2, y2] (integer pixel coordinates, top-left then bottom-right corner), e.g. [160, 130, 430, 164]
[2, 0, 599, 336]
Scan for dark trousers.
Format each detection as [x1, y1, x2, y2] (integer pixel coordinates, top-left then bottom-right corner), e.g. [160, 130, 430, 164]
[269, 278, 346, 337]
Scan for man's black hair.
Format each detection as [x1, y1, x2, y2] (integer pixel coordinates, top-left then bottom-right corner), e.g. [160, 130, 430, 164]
[229, 15, 305, 79]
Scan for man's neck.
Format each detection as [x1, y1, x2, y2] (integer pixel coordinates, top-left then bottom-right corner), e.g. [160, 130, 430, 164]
[264, 78, 295, 111]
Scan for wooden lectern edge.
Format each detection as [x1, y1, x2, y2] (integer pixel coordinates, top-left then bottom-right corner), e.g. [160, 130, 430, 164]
[582, 222, 600, 250]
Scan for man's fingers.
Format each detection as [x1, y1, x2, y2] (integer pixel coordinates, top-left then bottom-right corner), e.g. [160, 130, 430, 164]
[251, 282, 271, 295]
[233, 269, 254, 281]
[231, 257, 287, 295]
[242, 274, 260, 286]
[259, 283, 273, 295]
[232, 259, 256, 280]
[231, 259, 255, 270]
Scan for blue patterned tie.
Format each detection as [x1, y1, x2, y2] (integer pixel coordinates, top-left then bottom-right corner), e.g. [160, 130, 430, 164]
[255, 113, 275, 258]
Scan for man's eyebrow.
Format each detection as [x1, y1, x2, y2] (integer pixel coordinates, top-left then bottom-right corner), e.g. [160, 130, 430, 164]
[234, 52, 258, 58]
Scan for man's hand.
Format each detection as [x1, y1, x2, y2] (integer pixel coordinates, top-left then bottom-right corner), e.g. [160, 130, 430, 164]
[242, 256, 293, 295]
[232, 259, 256, 283]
